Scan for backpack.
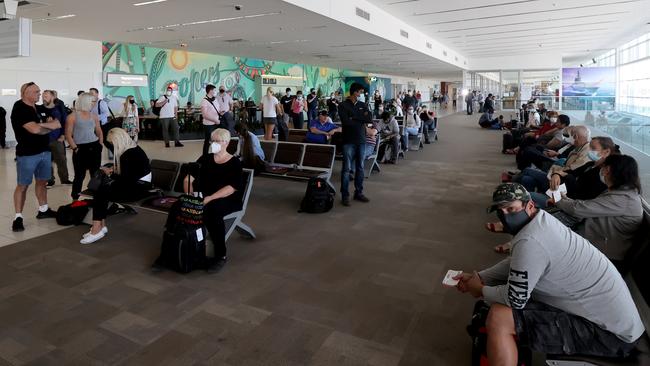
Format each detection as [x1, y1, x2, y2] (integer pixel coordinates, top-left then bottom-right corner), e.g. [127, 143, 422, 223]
[158, 194, 206, 273]
[152, 95, 167, 116]
[468, 300, 532, 366]
[299, 177, 334, 214]
[56, 200, 91, 226]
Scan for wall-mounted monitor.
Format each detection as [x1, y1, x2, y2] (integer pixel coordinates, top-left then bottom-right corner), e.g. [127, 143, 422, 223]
[106, 73, 149, 87]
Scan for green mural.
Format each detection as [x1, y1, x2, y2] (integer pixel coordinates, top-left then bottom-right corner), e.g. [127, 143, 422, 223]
[102, 42, 366, 107]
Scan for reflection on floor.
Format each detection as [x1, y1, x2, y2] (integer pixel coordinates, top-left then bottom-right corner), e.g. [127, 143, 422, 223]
[0, 109, 517, 365]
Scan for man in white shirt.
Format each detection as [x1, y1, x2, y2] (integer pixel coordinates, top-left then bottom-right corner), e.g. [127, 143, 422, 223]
[200, 84, 220, 155]
[156, 86, 183, 148]
[215, 86, 234, 133]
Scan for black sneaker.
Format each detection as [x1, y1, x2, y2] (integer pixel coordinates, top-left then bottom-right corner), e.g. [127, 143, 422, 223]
[341, 197, 350, 207]
[61, 180, 73, 185]
[353, 194, 370, 203]
[47, 179, 55, 187]
[12, 217, 24, 232]
[174, 141, 184, 147]
[151, 258, 166, 273]
[36, 208, 57, 219]
[206, 257, 228, 274]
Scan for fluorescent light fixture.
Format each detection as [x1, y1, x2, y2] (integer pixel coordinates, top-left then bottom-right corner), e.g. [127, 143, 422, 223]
[127, 12, 281, 32]
[2, 89, 17, 96]
[133, 0, 166, 6]
[33, 14, 75, 22]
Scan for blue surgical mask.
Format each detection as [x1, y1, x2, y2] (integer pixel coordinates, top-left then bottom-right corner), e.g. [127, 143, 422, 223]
[587, 151, 601, 161]
[358, 94, 366, 103]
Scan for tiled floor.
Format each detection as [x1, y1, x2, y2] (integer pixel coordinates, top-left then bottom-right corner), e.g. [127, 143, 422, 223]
[0, 109, 520, 365]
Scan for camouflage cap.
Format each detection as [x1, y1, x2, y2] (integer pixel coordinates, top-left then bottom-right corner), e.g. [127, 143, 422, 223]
[488, 183, 531, 212]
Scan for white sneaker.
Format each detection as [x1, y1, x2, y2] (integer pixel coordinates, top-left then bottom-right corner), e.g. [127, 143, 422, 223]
[80, 230, 105, 244]
[83, 226, 108, 238]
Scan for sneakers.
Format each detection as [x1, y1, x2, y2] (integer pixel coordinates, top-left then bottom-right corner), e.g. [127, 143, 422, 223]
[80, 230, 105, 244]
[12, 217, 24, 232]
[206, 257, 228, 274]
[61, 180, 73, 185]
[36, 208, 57, 219]
[83, 226, 108, 238]
[47, 179, 55, 187]
[341, 197, 350, 207]
[353, 194, 370, 203]
[174, 141, 184, 147]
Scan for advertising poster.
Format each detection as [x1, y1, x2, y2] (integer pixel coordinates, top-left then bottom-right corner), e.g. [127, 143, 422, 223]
[562, 67, 616, 97]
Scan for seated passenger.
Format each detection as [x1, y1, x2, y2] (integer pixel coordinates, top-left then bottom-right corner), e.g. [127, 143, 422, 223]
[81, 128, 152, 244]
[455, 183, 643, 364]
[419, 106, 437, 143]
[478, 108, 502, 129]
[364, 120, 378, 159]
[377, 111, 400, 164]
[403, 106, 421, 149]
[234, 123, 266, 174]
[554, 155, 643, 265]
[513, 126, 591, 193]
[305, 110, 341, 144]
[184, 128, 243, 273]
[560, 137, 618, 200]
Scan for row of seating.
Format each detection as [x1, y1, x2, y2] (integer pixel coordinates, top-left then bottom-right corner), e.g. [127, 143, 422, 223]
[258, 140, 336, 186]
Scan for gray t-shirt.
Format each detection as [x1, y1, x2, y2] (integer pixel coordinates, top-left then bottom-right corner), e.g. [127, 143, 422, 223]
[479, 210, 644, 343]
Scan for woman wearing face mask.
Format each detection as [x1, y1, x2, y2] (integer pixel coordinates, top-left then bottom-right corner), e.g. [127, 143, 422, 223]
[550, 137, 620, 198]
[122, 95, 140, 142]
[200, 84, 221, 156]
[403, 107, 421, 149]
[291, 91, 306, 129]
[554, 155, 643, 267]
[183, 128, 243, 273]
[81, 128, 151, 244]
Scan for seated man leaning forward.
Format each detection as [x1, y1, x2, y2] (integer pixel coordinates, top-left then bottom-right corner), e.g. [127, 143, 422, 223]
[455, 183, 643, 365]
[306, 110, 341, 144]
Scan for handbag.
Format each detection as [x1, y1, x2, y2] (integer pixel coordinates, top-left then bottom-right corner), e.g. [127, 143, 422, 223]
[87, 170, 114, 192]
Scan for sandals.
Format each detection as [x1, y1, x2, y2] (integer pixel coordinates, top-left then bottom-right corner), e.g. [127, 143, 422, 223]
[485, 222, 504, 233]
[494, 242, 512, 254]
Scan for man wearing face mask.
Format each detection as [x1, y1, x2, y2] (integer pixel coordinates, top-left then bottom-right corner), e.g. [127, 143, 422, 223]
[306, 88, 318, 122]
[156, 86, 183, 148]
[280, 88, 294, 136]
[455, 183, 644, 365]
[338, 82, 372, 206]
[215, 86, 234, 133]
[200, 84, 220, 156]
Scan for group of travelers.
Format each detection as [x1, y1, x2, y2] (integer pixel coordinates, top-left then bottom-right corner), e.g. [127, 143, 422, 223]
[458, 98, 647, 365]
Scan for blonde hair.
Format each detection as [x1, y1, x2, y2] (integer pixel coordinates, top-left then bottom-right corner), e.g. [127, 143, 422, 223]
[76, 92, 96, 112]
[266, 87, 274, 95]
[107, 128, 137, 174]
[210, 128, 231, 142]
[123, 95, 136, 116]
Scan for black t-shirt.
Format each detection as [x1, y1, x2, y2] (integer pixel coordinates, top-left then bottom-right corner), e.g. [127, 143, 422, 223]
[196, 154, 244, 206]
[117, 146, 151, 183]
[307, 93, 318, 109]
[280, 95, 293, 114]
[339, 98, 372, 145]
[11, 100, 49, 156]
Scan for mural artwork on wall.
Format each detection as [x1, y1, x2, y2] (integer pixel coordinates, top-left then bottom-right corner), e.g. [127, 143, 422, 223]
[102, 43, 366, 108]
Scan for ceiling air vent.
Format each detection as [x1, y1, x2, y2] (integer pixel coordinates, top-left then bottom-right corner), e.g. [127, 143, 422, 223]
[426, 42, 432, 49]
[355, 7, 370, 21]
[223, 38, 245, 43]
[443, 50, 447, 56]
[400, 29, 408, 38]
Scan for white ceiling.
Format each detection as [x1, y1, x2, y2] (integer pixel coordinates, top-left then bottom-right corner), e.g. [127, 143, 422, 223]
[11, 0, 463, 79]
[367, 0, 650, 64]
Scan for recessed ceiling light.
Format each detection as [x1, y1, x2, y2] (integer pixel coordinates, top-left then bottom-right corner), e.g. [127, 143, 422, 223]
[133, 0, 167, 6]
[33, 14, 76, 22]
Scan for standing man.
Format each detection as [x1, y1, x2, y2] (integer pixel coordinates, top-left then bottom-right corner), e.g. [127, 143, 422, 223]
[279, 88, 294, 141]
[89, 87, 113, 154]
[11, 82, 61, 231]
[306, 88, 319, 122]
[338, 82, 371, 206]
[327, 93, 339, 121]
[216, 86, 234, 133]
[465, 91, 475, 115]
[0, 106, 6, 149]
[40, 90, 71, 186]
[200, 84, 220, 156]
[156, 85, 183, 148]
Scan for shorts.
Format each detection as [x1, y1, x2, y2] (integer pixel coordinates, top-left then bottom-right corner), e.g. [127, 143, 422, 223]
[513, 301, 638, 358]
[263, 117, 277, 125]
[16, 151, 52, 186]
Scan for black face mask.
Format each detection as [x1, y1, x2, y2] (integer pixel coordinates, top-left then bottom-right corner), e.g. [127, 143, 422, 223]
[219, 89, 225, 94]
[496, 205, 532, 235]
[129, 100, 135, 105]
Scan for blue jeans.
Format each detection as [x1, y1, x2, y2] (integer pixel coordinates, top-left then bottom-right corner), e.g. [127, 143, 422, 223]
[530, 192, 549, 209]
[16, 151, 52, 186]
[405, 127, 418, 149]
[515, 167, 550, 193]
[308, 108, 317, 122]
[341, 143, 365, 199]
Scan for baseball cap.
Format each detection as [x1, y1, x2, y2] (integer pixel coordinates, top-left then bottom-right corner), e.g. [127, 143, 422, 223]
[318, 110, 329, 116]
[487, 183, 531, 212]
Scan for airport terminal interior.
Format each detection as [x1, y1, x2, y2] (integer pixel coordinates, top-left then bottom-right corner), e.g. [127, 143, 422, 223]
[0, 0, 650, 365]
